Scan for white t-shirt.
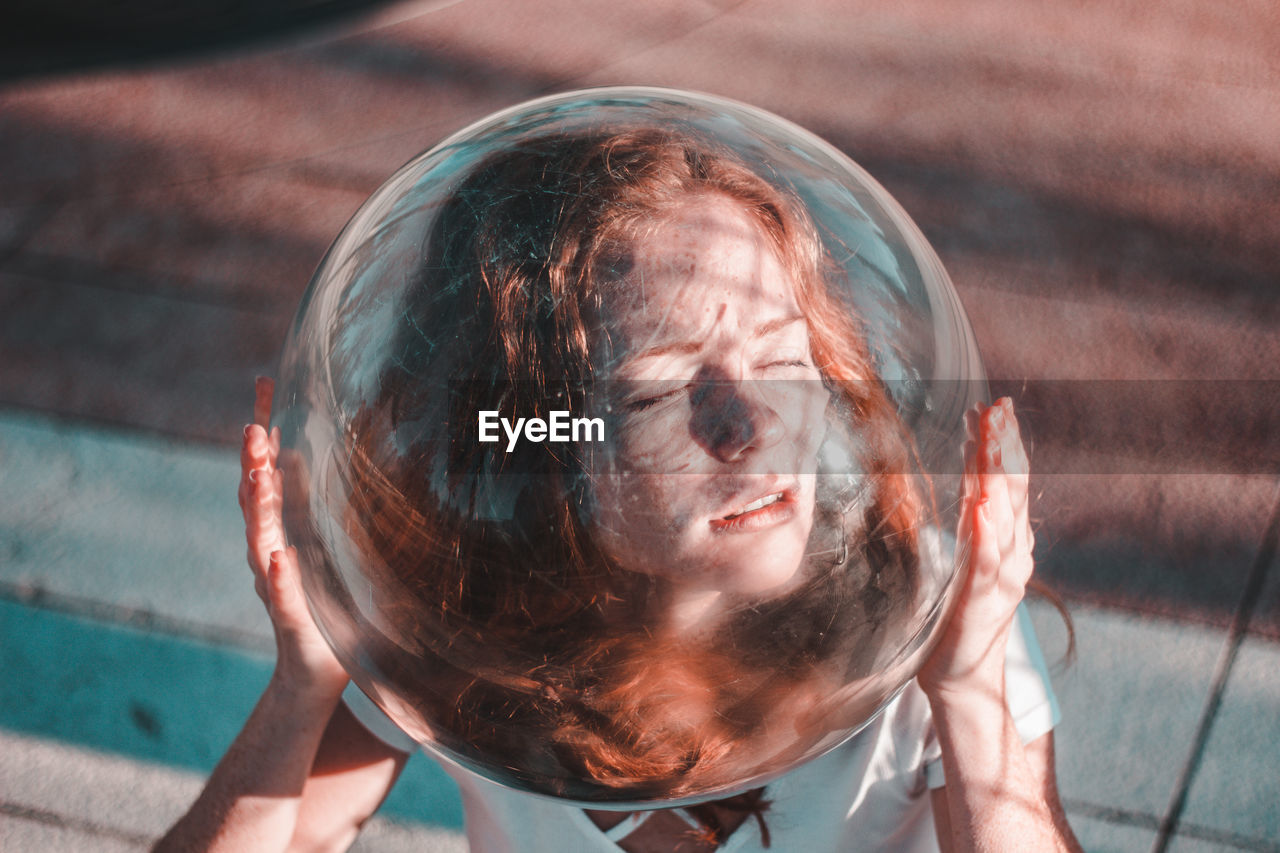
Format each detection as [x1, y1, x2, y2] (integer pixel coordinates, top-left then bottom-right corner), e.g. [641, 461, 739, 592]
[345, 605, 1059, 853]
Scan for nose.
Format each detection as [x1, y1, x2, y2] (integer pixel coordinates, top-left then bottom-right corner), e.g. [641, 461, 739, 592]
[689, 378, 786, 462]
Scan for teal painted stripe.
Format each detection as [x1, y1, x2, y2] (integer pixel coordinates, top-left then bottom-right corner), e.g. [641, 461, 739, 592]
[0, 598, 463, 829]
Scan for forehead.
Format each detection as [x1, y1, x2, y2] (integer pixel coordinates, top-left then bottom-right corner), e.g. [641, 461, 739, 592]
[608, 195, 798, 332]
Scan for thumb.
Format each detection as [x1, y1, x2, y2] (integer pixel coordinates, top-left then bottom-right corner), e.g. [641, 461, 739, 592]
[267, 548, 311, 626]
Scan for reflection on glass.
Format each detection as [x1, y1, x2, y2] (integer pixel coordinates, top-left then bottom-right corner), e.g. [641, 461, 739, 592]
[275, 89, 985, 806]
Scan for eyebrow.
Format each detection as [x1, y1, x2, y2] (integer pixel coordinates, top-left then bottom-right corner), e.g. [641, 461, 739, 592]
[753, 314, 805, 339]
[626, 315, 805, 365]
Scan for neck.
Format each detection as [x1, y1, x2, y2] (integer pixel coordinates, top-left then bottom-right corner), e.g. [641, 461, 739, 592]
[667, 588, 724, 634]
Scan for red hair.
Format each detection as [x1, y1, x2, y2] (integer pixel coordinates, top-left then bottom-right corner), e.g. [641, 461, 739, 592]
[326, 128, 926, 802]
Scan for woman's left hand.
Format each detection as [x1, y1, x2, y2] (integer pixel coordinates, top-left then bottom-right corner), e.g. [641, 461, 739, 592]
[239, 376, 349, 700]
[917, 397, 1033, 704]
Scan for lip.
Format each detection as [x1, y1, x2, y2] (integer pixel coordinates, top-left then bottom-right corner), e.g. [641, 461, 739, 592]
[708, 482, 799, 534]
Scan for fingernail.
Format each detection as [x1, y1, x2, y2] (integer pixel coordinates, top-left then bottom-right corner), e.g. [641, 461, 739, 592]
[248, 469, 258, 484]
[243, 424, 253, 438]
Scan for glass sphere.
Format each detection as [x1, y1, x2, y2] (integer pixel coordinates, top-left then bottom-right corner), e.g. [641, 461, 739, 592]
[273, 87, 987, 807]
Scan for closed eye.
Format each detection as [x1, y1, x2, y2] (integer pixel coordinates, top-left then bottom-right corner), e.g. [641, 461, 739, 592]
[759, 359, 813, 372]
[625, 384, 691, 412]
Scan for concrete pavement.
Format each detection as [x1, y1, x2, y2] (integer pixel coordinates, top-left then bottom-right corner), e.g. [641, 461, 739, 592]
[1, 0, 1278, 849]
[2, 409, 1277, 851]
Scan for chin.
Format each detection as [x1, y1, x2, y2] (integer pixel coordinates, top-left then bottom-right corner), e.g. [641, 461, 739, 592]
[712, 538, 809, 596]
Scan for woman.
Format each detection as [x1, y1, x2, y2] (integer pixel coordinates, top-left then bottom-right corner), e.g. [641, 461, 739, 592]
[158, 128, 1082, 852]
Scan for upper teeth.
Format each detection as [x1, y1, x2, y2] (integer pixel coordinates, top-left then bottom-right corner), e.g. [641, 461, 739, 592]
[730, 492, 783, 517]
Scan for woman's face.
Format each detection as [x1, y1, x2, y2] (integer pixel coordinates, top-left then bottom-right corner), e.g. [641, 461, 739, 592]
[590, 194, 831, 620]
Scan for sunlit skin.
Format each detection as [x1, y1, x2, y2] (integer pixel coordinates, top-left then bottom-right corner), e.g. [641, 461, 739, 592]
[158, 384, 1082, 853]
[589, 194, 832, 630]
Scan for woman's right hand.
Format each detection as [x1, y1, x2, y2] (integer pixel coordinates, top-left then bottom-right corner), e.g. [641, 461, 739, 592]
[155, 379, 366, 852]
[239, 376, 349, 699]
[916, 397, 1033, 705]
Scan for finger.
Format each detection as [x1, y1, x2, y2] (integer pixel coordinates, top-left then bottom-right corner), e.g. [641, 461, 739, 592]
[241, 424, 272, 476]
[255, 467, 286, 560]
[955, 436, 980, 579]
[964, 438, 979, 493]
[958, 435, 978, 516]
[998, 398, 1028, 469]
[246, 466, 287, 576]
[998, 394, 1029, 468]
[254, 376, 274, 429]
[978, 432, 1016, 560]
[269, 425, 281, 467]
[993, 398, 1029, 502]
[238, 424, 256, 510]
[240, 425, 274, 522]
[244, 468, 268, 575]
[267, 547, 311, 629]
[992, 399, 1033, 564]
[980, 427, 1035, 594]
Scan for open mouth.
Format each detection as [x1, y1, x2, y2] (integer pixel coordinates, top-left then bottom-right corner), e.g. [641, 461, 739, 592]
[722, 491, 784, 519]
[710, 485, 798, 533]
